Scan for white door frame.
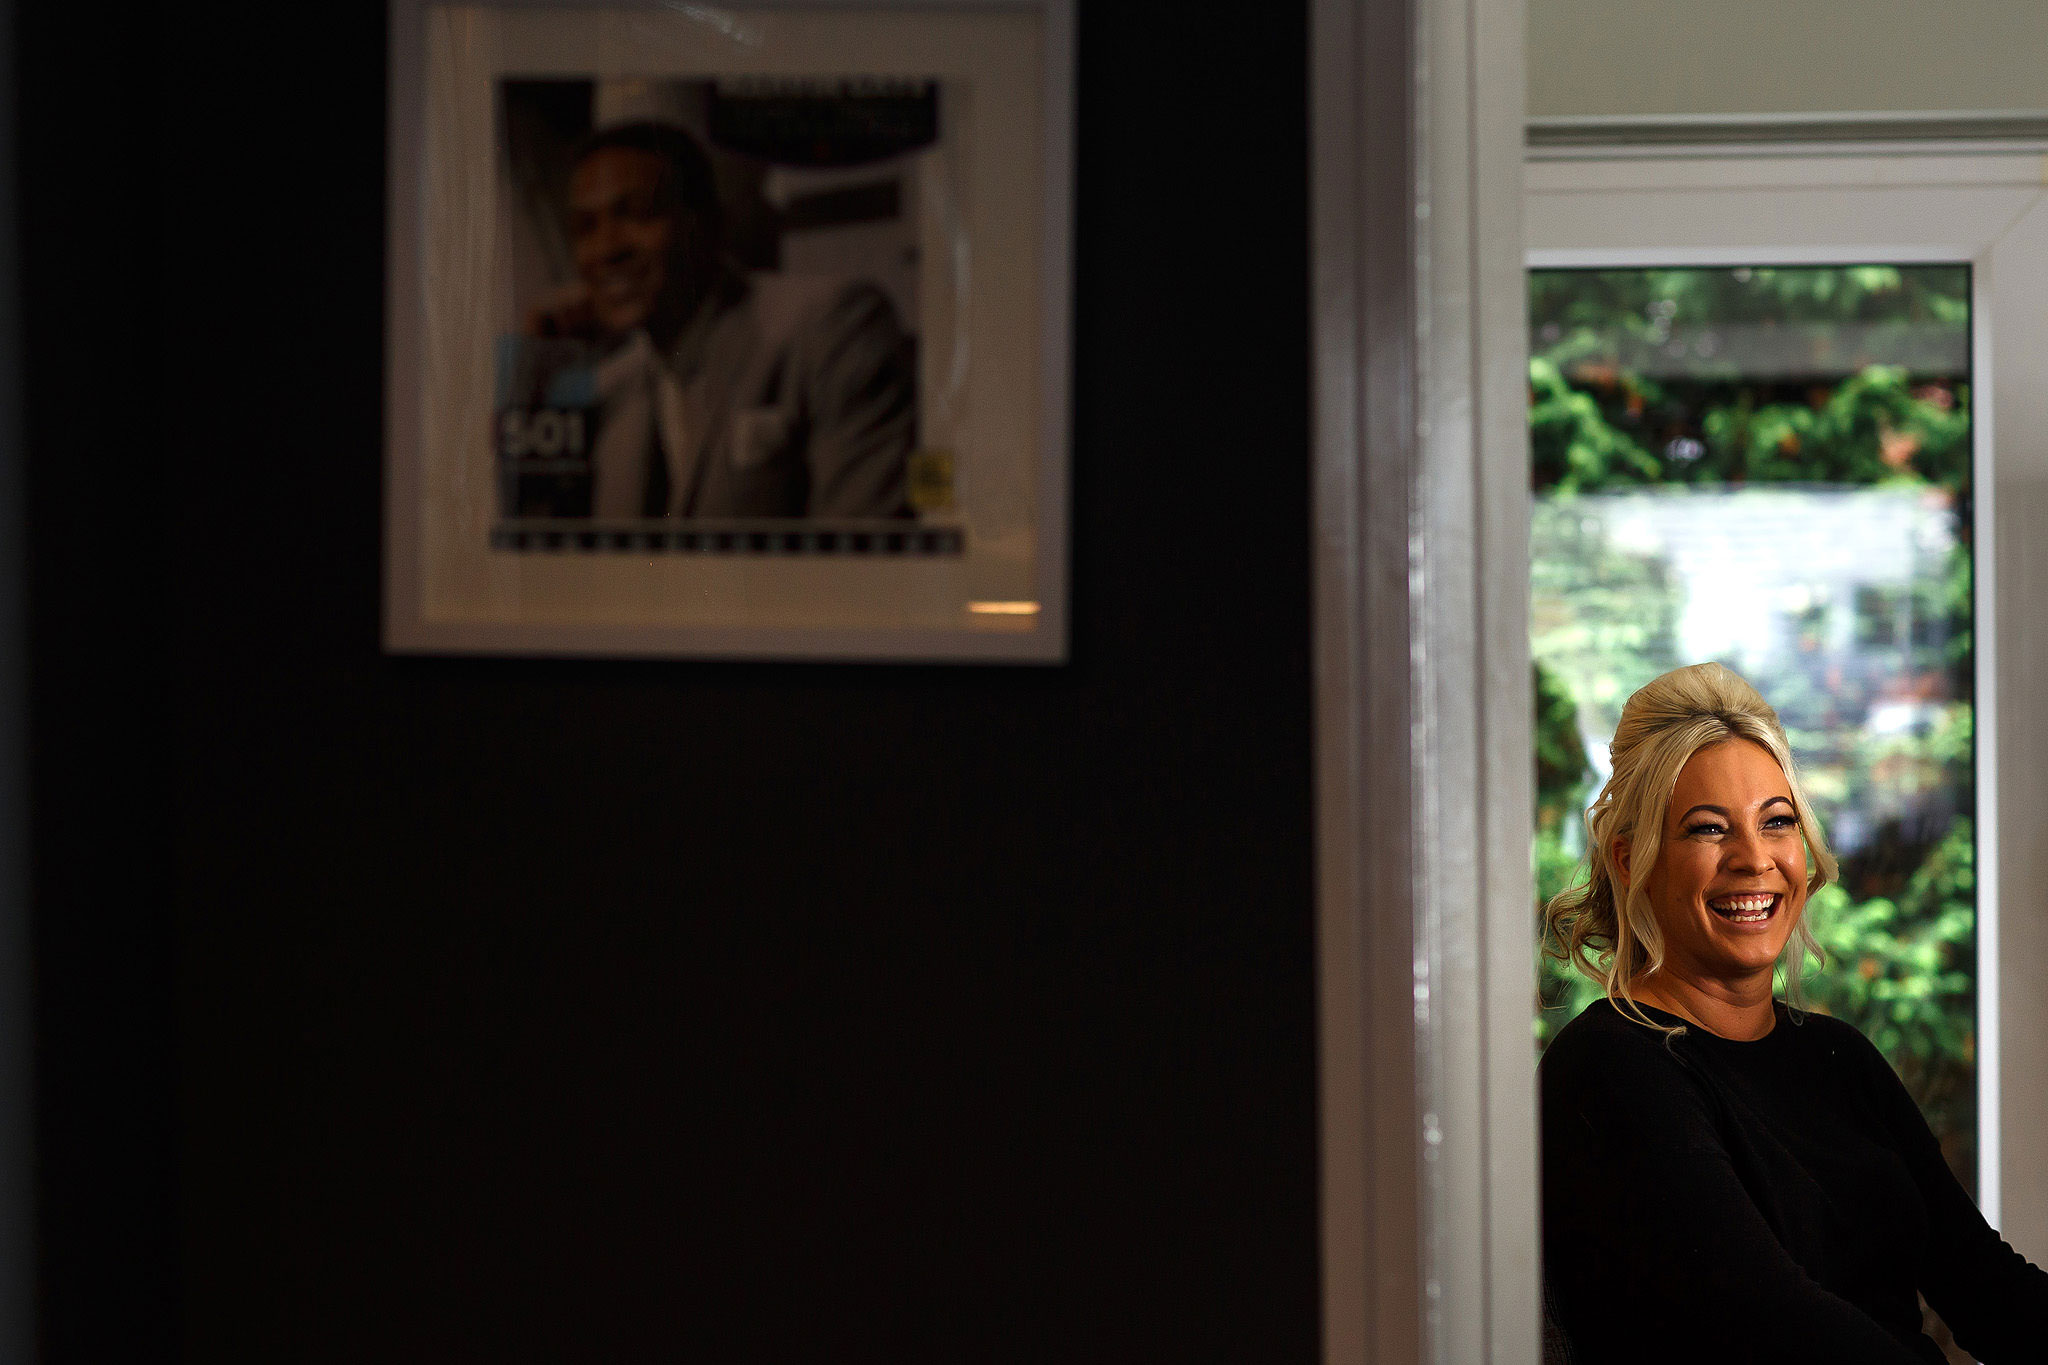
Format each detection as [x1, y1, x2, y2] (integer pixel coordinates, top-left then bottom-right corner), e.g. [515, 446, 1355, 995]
[1310, 0, 1536, 1361]
[1524, 136, 2048, 1262]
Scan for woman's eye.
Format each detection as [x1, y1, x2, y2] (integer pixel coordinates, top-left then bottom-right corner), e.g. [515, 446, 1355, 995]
[1686, 823, 1725, 837]
[1765, 815, 1799, 830]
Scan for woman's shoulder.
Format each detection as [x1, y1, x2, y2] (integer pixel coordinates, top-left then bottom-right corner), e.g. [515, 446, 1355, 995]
[1781, 1005, 1877, 1051]
[1540, 999, 1725, 1153]
[1541, 998, 1698, 1094]
[1545, 997, 1675, 1061]
[1779, 1007, 1898, 1082]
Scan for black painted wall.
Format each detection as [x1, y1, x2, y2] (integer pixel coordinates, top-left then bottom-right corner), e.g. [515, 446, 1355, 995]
[21, 4, 1316, 1360]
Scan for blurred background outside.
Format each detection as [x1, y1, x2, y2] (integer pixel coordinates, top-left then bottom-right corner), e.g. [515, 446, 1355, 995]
[1529, 264, 1979, 1190]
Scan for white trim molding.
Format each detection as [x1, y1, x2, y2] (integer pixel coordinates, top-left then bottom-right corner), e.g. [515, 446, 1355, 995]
[1525, 147, 2048, 1267]
[1528, 110, 2048, 157]
[1312, 0, 1536, 1360]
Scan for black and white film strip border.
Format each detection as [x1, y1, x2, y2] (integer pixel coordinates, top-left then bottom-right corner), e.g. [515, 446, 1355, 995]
[488, 526, 967, 556]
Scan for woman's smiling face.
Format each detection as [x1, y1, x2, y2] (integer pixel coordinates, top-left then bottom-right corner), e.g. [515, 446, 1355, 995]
[1624, 738, 1809, 990]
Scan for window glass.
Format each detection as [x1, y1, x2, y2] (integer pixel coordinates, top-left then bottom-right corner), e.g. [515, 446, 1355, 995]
[1529, 265, 1978, 1189]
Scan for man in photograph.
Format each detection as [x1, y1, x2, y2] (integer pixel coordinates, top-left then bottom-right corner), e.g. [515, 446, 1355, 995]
[527, 121, 917, 521]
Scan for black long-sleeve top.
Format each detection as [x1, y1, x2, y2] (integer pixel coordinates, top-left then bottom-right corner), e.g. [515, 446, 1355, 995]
[1541, 998, 2048, 1363]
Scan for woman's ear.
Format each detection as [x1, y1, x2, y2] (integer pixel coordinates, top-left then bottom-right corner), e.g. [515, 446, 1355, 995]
[1611, 836, 1632, 888]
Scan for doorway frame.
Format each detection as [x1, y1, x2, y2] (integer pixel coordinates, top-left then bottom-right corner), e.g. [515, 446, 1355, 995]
[1310, 0, 1536, 1361]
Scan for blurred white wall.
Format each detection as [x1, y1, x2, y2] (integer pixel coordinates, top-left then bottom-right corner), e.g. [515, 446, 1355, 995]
[1528, 0, 2048, 119]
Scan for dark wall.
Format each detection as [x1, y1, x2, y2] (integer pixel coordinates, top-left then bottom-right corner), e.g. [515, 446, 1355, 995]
[20, 4, 1315, 1361]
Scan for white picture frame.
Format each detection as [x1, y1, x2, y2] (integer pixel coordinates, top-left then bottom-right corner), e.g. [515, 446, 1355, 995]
[384, 0, 1072, 661]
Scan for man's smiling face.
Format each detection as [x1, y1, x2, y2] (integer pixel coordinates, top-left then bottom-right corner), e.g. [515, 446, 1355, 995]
[567, 146, 699, 338]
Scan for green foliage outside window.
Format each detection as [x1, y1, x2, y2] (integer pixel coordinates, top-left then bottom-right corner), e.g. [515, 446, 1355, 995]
[1530, 265, 1979, 1186]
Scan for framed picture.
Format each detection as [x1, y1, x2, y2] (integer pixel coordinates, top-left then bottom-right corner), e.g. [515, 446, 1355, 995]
[384, 0, 1073, 661]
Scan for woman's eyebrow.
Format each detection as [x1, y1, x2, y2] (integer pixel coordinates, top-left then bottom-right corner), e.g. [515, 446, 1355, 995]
[1677, 798, 1794, 822]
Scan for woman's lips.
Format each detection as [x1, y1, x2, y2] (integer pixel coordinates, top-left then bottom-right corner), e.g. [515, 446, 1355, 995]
[1707, 892, 1779, 924]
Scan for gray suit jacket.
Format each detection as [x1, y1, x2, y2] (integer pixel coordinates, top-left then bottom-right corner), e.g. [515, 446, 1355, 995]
[591, 271, 916, 521]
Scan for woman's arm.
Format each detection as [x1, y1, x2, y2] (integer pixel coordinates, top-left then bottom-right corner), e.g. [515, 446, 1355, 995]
[1849, 1031, 2048, 1362]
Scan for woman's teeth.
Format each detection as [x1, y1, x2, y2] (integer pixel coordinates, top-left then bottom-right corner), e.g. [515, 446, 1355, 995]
[1708, 894, 1776, 923]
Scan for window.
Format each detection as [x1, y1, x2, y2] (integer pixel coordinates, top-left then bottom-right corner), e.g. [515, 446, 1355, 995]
[1524, 137, 2048, 1242]
[1529, 262, 1980, 1188]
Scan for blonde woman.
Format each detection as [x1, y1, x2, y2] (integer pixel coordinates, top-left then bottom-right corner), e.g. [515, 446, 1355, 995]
[1539, 663, 2047, 1364]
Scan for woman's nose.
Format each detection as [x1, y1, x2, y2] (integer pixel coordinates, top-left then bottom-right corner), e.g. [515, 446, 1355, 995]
[1723, 828, 1772, 873]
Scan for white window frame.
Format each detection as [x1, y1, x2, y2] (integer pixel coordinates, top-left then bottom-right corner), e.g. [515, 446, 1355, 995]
[1524, 137, 2048, 1260]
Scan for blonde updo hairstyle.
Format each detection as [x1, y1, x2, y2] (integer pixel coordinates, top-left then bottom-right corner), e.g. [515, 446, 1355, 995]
[1544, 662, 1839, 1028]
